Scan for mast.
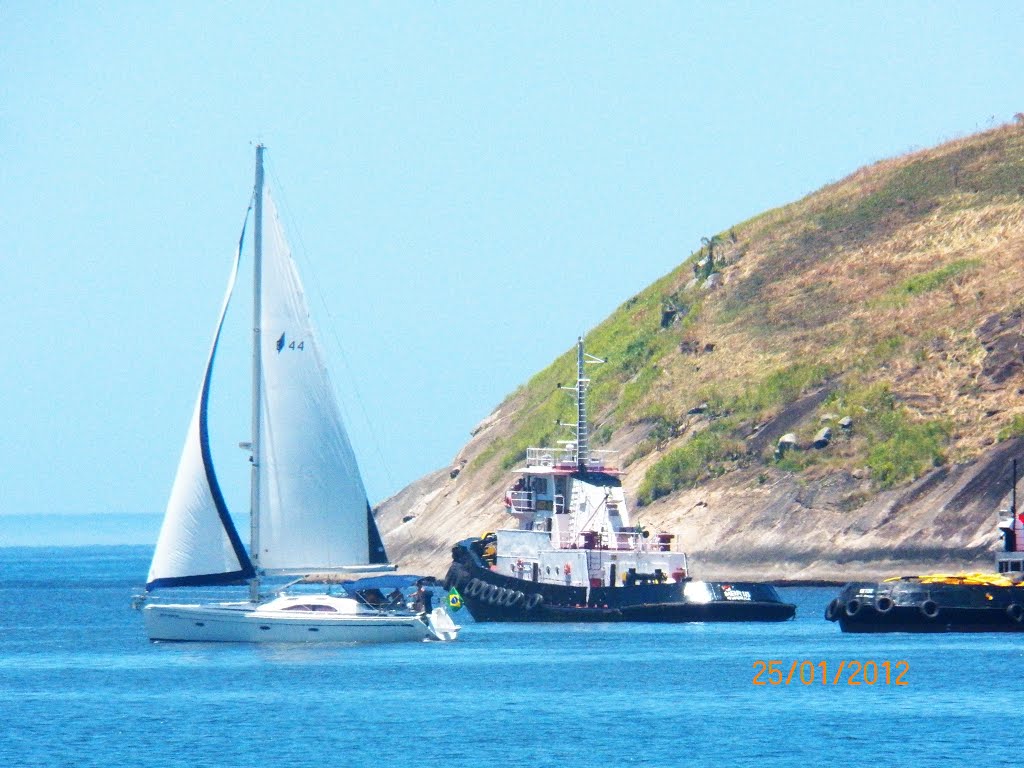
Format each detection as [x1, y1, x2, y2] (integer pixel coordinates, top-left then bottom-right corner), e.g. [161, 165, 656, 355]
[249, 145, 265, 601]
[562, 336, 604, 470]
[1012, 459, 1019, 553]
[1013, 459, 1018, 520]
[575, 337, 589, 469]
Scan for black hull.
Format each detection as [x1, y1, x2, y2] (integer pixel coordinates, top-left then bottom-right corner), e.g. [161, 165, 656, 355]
[446, 541, 795, 623]
[826, 581, 1024, 633]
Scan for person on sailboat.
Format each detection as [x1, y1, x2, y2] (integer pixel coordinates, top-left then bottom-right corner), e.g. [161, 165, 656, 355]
[412, 581, 433, 614]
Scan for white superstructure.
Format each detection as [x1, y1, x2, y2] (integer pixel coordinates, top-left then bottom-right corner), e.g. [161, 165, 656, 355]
[490, 339, 688, 589]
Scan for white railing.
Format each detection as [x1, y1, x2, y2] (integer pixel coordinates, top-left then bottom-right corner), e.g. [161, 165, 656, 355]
[525, 446, 618, 470]
[526, 447, 567, 467]
[507, 490, 534, 513]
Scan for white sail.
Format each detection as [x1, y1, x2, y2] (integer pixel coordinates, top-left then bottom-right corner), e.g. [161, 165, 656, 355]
[255, 188, 376, 573]
[147, 225, 254, 590]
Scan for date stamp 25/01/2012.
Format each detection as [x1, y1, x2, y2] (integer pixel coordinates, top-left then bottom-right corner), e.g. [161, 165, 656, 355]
[752, 659, 909, 686]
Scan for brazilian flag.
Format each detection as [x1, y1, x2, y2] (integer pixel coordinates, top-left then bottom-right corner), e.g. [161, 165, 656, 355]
[448, 588, 463, 611]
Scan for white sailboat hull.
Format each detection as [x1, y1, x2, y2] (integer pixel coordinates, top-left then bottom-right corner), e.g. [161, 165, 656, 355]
[143, 602, 440, 644]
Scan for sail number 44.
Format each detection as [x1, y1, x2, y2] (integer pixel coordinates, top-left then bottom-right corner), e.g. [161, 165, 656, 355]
[752, 659, 909, 686]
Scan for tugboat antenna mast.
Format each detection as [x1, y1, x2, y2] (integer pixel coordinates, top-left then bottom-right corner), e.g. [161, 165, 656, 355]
[576, 338, 588, 469]
[569, 336, 605, 471]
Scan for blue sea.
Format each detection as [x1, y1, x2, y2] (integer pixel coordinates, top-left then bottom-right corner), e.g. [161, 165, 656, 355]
[1, 545, 1020, 768]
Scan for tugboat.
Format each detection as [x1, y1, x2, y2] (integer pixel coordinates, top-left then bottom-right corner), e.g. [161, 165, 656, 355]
[444, 338, 796, 623]
[826, 460, 1024, 633]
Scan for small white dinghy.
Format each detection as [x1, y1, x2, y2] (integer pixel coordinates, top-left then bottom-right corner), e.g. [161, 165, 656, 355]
[139, 146, 457, 644]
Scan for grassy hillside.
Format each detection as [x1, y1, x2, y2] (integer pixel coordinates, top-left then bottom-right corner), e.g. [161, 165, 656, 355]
[467, 124, 1024, 509]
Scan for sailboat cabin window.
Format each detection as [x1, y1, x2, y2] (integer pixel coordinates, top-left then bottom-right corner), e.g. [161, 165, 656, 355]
[283, 604, 337, 612]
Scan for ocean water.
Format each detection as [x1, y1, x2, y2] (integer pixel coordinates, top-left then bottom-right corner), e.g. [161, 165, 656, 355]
[1, 546, 1020, 768]
[0, 514, 162, 547]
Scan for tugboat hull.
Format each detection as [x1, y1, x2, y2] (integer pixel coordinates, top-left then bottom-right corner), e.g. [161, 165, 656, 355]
[447, 543, 795, 623]
[827, 580, 1024, 633]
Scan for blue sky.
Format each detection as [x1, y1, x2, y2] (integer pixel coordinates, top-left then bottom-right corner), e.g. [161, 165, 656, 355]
[2, 2, 1022, 524]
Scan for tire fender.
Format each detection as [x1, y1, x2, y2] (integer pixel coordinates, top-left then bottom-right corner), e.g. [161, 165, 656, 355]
[824, 599, 841, 621]
[1007, 603, 1024, 623]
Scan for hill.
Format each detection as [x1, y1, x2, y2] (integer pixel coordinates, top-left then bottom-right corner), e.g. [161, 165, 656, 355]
[376, 123, 1024, 581]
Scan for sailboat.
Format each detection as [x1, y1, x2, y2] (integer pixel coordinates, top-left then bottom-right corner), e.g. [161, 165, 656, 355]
[140, 146, 458, 643]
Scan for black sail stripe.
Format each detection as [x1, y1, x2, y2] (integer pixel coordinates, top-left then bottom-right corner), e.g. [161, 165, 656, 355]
[366, 501, 389, 565]
[199, 206, 256, 581]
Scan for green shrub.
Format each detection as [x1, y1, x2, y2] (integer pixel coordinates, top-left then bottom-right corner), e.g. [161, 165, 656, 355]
[637, 429, 740, 505]
[735, 362, 832, 416]
[821, 380, 950, 488]
[895, 258, 981, 296]
[998, 414, 1024, 442]
[867, 420, 950, 488]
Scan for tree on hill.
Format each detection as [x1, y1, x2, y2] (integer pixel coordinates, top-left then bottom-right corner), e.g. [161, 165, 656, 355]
[698, 235, 723, 280]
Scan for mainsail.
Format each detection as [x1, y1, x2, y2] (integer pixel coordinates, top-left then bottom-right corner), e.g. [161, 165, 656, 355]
[253, 188, 387, 573]
[146, 215, 255, 590]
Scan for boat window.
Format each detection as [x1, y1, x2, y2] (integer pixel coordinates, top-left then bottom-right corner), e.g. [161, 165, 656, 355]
[281, 603, 339, 612]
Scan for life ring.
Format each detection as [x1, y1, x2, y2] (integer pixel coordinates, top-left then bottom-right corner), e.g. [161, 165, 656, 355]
[1007, 603, 1024, 623]
[919, 599, 940, 619]
[824, 599, 841, 622]
[875, 596, 894, 614]
[844, 599, 862, 618]
[525, 593, 544, 610]
[564, 563, 572, 575]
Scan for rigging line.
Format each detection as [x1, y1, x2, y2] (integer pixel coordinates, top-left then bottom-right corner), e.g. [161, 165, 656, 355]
[264, 163, 398, 499]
